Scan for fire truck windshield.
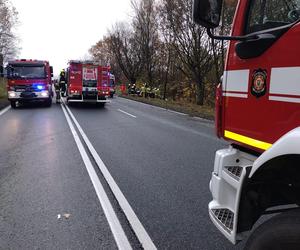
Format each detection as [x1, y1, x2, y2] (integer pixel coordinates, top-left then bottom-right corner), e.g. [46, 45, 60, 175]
[7, 65, 46, 79]
[246, 0, 300, 34]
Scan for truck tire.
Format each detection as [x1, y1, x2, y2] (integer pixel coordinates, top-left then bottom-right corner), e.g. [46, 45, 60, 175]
[10, 100, 16, 109]
[244, 209, 300, 250]
[45, 98, 52, 107]
[97, 102, 105, 108]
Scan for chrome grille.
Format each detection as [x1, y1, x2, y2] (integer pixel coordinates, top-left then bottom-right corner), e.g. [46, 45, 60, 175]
[212, 208, 234, 233]
[14, 85, 35, 92]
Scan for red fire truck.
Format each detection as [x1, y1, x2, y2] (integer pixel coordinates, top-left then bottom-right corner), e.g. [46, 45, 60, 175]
[5, 59, 53, 108]
[66, 60, 110, 106]
[193, 0, 300, 248]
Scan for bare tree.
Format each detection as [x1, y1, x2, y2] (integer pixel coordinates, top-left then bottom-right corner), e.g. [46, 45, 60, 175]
[89, 37, 112, 65]
[89, 36, 124, 83]
[108, 22, 144, 85]
[131, 0, 159, 86]
[160, 0, 214, 105]
[0, 0, 19, 65]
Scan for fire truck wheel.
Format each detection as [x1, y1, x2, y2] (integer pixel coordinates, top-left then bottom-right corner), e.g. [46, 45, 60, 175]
[10, 101, 16, 109]
[244, 209, 300, 250]
[97, 103, 105, 108]
[45, 98, 52, 107]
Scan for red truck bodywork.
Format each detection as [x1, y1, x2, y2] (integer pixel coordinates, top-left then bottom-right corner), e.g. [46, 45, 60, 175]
[193, 0, 300, 246]
[6, 59, 53, 108]
[220, 4, 300, 152]
[66, 61, 110, 104]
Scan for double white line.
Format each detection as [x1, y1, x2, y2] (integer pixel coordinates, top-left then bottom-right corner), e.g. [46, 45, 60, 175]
[61, 103, 156, 250]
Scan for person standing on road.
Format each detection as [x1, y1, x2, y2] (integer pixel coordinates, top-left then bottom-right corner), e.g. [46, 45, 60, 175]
[59, 69, 67, 97]
[54, 79, 61, 103]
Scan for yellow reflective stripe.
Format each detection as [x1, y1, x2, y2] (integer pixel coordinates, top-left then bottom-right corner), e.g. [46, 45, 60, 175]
[224, 130, 272, 151]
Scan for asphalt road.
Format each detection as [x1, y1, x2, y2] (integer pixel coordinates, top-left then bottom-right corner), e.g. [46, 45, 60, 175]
[0, 97, 245, 249]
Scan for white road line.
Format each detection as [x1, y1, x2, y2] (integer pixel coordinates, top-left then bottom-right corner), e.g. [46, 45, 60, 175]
[0, 106, 10, 117]
[61, 104, 132, 250]
[64, 104, 157, 250]
[122, 98, 167, 111]
[118, 97, 189, 116]
[167, 109, 187, 116]
[117, 109, 137, 118]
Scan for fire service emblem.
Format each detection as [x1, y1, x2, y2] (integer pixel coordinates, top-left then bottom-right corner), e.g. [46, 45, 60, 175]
[251, 69, 267, 97]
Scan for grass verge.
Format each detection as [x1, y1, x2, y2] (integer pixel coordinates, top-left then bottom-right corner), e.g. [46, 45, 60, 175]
[0, 78, 9, 110]
[0, 78, 7, 98]
[119, 94, 215, 120]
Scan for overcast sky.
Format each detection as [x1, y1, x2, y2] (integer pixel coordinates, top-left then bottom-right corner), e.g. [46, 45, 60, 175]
[11, 0, 132, 76]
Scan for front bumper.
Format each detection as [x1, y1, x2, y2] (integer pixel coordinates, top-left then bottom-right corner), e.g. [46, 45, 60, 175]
[208, 146, 256, 244]
[67, 99, 110, 103]
[8, 90, 50, 100]
[67, 94, 110, 103]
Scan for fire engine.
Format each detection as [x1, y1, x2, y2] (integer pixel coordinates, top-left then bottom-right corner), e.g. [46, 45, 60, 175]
[66, 60, 110, 106]
[4, 59, 53, 108]
[193, 0, 300, 248]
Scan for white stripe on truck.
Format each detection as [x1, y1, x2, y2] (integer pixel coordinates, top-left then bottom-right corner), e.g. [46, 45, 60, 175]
[223, 70, 250, 93]
[270, 67, 300, 96]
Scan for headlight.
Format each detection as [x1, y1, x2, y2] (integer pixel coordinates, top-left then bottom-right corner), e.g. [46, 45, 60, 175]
[8, 91, 16, 98]
[41, 91, 49, 97]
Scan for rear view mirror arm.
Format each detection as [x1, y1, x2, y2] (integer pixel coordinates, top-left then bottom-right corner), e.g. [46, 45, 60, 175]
[207, 28, 257, 41]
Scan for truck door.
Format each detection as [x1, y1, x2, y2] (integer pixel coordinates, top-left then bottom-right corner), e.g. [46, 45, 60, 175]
[223, 0, 300, 151]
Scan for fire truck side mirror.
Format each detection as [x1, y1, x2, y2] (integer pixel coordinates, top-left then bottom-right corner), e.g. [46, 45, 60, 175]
[193, 0, 222, 28]
[50, 66, 54, 77]
[193, 0, 256, 42]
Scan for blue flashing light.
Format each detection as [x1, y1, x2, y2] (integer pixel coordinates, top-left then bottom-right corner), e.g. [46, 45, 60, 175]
[37, 85, 44, 90]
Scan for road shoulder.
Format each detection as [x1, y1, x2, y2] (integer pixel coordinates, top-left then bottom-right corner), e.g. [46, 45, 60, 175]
[0, 99, 9, 110]
[118, 95, 215, 121]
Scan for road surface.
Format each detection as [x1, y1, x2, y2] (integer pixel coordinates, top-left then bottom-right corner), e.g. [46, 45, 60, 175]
[0, 97, 245, 249]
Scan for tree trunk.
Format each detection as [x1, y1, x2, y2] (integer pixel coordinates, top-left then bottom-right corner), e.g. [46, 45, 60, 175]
[0, 54, 3, 67]
[163, 79, 167, 100]
[196, 80, 204, 105]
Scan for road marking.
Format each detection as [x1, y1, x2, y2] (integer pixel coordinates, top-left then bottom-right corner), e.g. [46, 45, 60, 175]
[61, 104, 132, 250]
[118, 97, 202, 117]
[0, 106, 10, 117]
[117, 109, 137, 118]
[167, 109, 187, 116]
[64, 103, 157, 250]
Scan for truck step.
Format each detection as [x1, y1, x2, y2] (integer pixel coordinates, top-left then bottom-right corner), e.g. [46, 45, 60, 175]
[224, 166, 243, 181]
[211, 208, 234, 233]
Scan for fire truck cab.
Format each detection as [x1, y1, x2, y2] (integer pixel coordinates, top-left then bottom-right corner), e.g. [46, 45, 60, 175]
[66, 60, 110, 106]
[5, 59, 53, 108]
[193, 0, 300, 248]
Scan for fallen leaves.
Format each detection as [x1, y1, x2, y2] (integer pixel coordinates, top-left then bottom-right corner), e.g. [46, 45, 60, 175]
[57, 213, 71, 220]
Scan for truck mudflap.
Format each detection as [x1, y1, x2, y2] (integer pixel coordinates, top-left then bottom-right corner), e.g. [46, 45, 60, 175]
[208, 146, 257, 244]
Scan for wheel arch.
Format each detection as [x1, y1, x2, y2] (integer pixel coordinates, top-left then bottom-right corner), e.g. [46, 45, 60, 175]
[249, 126, 300, 178]
[237, 153, 300, 233]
